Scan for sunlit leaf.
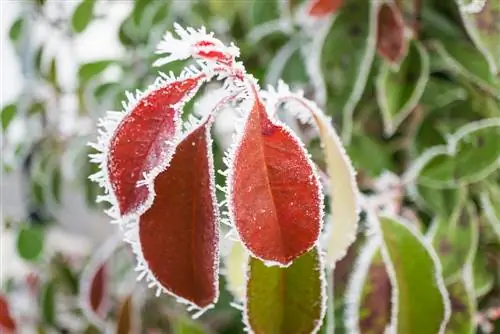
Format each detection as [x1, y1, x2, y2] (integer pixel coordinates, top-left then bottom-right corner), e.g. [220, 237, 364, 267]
[378, 216, 450, 334]
[0, 295, 16, 332]
[376, 2, 407, 65]
[136, 116, 219, 308]
[72, 0, 96, 33]
[458, 0, 500, 74]
[321, 0, 376, 142]
[376, 41, 430, 136]
[1, 104, 16, 131]
[245, 247, 325, 334]
[16, 224, 44, 261]
[228, 97, 322, 266]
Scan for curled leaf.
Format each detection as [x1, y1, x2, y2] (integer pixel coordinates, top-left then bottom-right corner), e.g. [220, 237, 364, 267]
[376, 2, 407, 65]
[244, 247, 326, 334]
[228, 95, 323, 266]
[130, 115, 219, 309]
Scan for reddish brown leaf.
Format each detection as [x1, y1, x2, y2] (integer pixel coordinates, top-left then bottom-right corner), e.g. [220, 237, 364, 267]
[308, 0, 344, 16]
[116, 295, 133, 334]
[90, 265, 108, 316]
[0, 295, 16, 332]
[139, 116, 219, 308]
[229, 98, 322, 266]
[108, 76, 204, 217]
[376, 2, 407, 64]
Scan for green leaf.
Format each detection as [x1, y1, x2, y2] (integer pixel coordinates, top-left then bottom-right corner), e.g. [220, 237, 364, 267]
[9, 17, 24, 42]
[34, 45, 44, 74]
[445, 275, 475, 334]
[51, 166, 62, 204]
[345, 240, 391, 334]
[413, 185, 461, 217]
[16, 225, 44, 261]
[414, 118, 500, 188]
[72, 0, 96, 33]
[78, 60, 114, 86]
[321, 0, 377, 142]
[171, 316, 207, 334]
[48, 58, 57, 87]
[376, 41, 430, 136]
[429, 194, 479, 283]
[41, 281, 56, 326]
[433, 40, 500, 95]
[420, 78, 467, 110]
[458, 0, 500, 75]
[378, 216, 450, 334]
[480, 184, 500, 240]
[472, 250, 494, 298]
[250, 0, 279, 26]
[245, 247, 325, 334]
[1, 103, 17, 130]
[132, 0, 149, 26]
[348, 134, 394, 177]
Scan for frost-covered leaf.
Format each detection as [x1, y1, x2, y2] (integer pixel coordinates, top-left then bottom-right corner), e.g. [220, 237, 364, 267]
[308, 0, 344, 16]
[480, 184, 500, 240]
[72, 0, 96, 33]
[134, 115, 219, 309]
[420, 78, 467, 110]
[320, 0, 376, 142]
[245, 247, 325, 334]
[413, 118, 500, 188]
[433, 40, 500, 95]
[0, 295, 16, 332]
[376, 41, 430, 136]
[378, 216, 450, 334]
[228, 97, 323, 266]
[458, 0, 500, 74]
[91, 75, 205, 219]
[345, 240, 391, 334]
[445, 274, 475, 334]
[224, 241, 248, 302]
[429, 195, 479, 283]
[376, 2, 407, 65]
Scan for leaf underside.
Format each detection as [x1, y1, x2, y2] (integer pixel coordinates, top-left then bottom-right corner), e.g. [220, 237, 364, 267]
[139, 117, 219, 308]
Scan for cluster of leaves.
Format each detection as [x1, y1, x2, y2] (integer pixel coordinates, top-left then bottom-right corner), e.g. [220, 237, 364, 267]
[2, 0, 500, 333]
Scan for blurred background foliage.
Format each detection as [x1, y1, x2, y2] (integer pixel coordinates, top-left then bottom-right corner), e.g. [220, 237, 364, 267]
[1, 0, 500, 333]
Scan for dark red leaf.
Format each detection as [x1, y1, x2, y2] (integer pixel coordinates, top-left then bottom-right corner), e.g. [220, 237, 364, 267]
[108, 76, 204, 217]
[139, 116, 219, 308]
[229, 98, 322, 266]
[0, 295, 16, 332]
[376, 3, 407, 64]
[308, 0, 344, 16]
[90, 264, 108, 316]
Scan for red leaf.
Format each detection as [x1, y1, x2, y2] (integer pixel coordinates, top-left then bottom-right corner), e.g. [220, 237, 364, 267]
[228, 98, 322, 266]
[90, 265, 109, 316]
[138, 116, 219, 308]
[308, 0, 344, 16]
[107, 76, 204, 217]
[376, 3, 407, 64]
[0, 295, 16, 332]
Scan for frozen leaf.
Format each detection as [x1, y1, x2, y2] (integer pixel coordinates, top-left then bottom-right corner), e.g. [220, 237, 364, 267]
[420, 78, 467, 110]
[378, 216, 451, 334]
[412, 118, 500, 188]
[458, 0, 500, 74]
[228, 96, 323, 266]
[245, 247, 326, 334]
[0, 295, 16, 332]
[134, 115, 219, 309]
[376, 41, 430, 136]
[224, 241, 248, 302]
[376, 2, 407, 65]
[445, 274, 475, 334]
[320, 0, 376, 142]
[90, 74, 206, 220]
[428, 194, 479, 283]
[412, 185, 461, 218]
[308, 0, 344, 16]
[345, 239, 391, 334]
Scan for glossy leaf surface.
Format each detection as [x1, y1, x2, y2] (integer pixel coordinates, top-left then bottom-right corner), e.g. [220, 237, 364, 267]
[139, 117, 219, 308]
[245, 247, 325, 334]
[229, 98, 322, 266]
[376, 2, 406, 64]
[379, 216, 450, 334]
[108, 76, 203, 216]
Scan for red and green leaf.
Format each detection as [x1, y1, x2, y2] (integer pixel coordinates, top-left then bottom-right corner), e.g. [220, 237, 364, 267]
[376, 2, 407, 65]
[228, 96, 323, 266]
[133, 115, 219, 309]
[245, 247, 326, 334]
